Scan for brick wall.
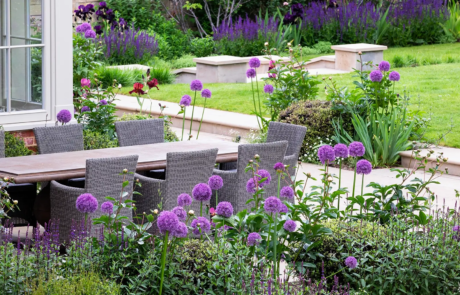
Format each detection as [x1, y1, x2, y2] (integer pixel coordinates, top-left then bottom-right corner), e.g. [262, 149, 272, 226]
[10, 130, 37, 153]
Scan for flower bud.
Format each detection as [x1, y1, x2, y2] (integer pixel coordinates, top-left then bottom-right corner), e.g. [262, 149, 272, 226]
[188, 210, 195, 216]
[289, 48, 293, 53]
[327, 177, 333, 182]
[136, 179, 140, 183]
[94, 73, 98, 77]
[264, 42, 269, 47]
[443, 158, 448, 162]
[358, 51, 362, 55]
[13, 200, 18, 205]
[197, 223, 201, 227]
[118, 84, 122, 89]
[287, 42, 292, 47]
[328, 77, 332, 80]
[254, 154, 260, 159]
[122, 168, 128, 173]
[307, 173, 311, 178]
[143, 212, 146, 215]
[3, 177, 9, 182]
[249, 160, 253, 163]
[153, 209, 159, 214]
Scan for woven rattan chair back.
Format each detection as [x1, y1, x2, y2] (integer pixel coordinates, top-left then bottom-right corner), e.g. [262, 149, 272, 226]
[266, 122, 306, 158]
[34, 124, 84, 154]
[115, 119, 164, 147]
[0, 130, 5, 158]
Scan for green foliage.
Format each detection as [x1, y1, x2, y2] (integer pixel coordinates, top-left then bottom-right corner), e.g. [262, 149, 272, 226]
[440, 2, 460, 41]
[118, 113, 179, 142]
[93, 65, 174, 88]
[83, 130, 118, 150]
[73, 33, 103, 86]
[4, 132, 32, 157]
[168, 54, 197, 69]
[107, 0, 156, 31]
[190, 37, 215, 57]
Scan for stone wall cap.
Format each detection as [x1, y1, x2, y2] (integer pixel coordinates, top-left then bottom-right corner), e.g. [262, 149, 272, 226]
[193, 55, 248, 65]
[172, 67, 197, 74]
[239, 55, 290, 64]
[331, 43, 388, 52]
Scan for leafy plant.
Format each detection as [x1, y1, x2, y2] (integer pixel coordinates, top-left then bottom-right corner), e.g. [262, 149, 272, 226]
[190, 37, 215, 57]
[440, 1, 460, 41]
[83, 130, 118, 150]
[4, 131, 32, 157]
[107, 0, 157, 31]
[73, 33, 103, 86]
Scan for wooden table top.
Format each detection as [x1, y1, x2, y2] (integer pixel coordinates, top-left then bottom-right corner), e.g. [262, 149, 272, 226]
[0, 140, 239, 184]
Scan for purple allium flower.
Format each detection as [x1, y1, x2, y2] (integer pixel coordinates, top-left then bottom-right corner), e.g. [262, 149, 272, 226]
[264, 84, 274, 94]
[208, 175, 223, 190]
[264, 196, 281, 213]
[216, 201, 233, 218]
[180, 95, 192, 107]
[258, 169, 271, 187]
[190, 80, 203, 91]
[177, 193, 192, 207]
[283, 220, 297, 232]
[81, 106, 90, 112]
[246, 177, 257, 194]
[247, 232, 262, 246]
[201, 89, 212, 98]
[378, 61, 390, 72]
[76, 193, 98, 214]
[249, 57, 261, 68]
[349, 142, 365, 157]
[279, 203, 288, 213]
[172, 206, 187, 221]
[345, 256, 358, 269]
[99, 99, 108, 105]
[84, 30, 96, 39]
[192, 183, 212, 202]
[191, 217, 211, 235]
[274, 162, 285, 172]
[318, 145, 335, 165]
[76, 25, 85, 33]
[157, 211, 179, 234]
[356, 159, 372, 175]
[280, 186, 295, 199]
[100, 201, 113, 215]
[77, 23, 92, 33]
[369, 70, 383, 82]
[334, 143, 349, 158]
[453, 225, 460, 232]
[57, 109, 72, 124]
[389, 71, 400, 82]
[246, 68, 256, 79]
[173, 222, 188, 238]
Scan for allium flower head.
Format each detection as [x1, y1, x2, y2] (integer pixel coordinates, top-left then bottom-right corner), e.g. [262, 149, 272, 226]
[216, 201, 233, 218]
[349, 142, 365, 157]
[190, 80, 203, 91]
[246, 68, 256, 78]
[172, 206, 187, 221]
[249, 57, 261, 68]
[100, 201, 113, 215]
[81, 78, 91, 88]
[157, 211, 179, 234]
[264, 196, 281, 213]
[279, 203, 289, 213]
[208, 175, 223, 190]
[81, 106, 90, 112]
[84, 30, 96, 39]
[378, 61, 390, 72]
[258, 170, 271, 187]
[177, 193, 192, 207]
[172, 222, 188, 238]
[76, 193, 98, 214]
[192, 183, 212, 202]
[247, 232, 262, 246]
[284, 220, 297, 232]
[99, 99, 108, 105]
[57, 109, 72, 124]
[246, 177, 257, 194]
[318, 145, 335, 165]
[453, 225, 460, 232]
[264, 84, 274, 94]
[180, 95, 192, 107]
[334, 143, 349, 158]
[191, 217, 211, 235]
[345, 256, 358, 269]
[280, 186, 295, 199]
[201, 89, 212, 98]
[389, 71, 400, 82]
[76, 23, 92, 33]
[356, 159, 372, 175]
[274, 162, 285, 172]
[369, 70, 383, 82]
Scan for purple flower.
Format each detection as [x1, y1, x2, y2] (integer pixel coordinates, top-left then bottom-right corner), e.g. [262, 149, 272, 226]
[76, 193, 98, 214]
[157, 211, 179, 234]
[216, 201, 233, 218]
[190, 80, 203, 91]
[345, 256, 358, 269]
[172, 206, 187, 221]
[453, 225, 460, 232]
[246, 177, 257, 194]
[191, 217, 211, 235]
[258, 169, 271, 187]
[192, 183, 212, 202]
[81, 106, 90, 112]
[356, 159, 372, 175]
[84, 30, 96, 39]
[246, 68, 256, 79]
[264, 196, 281, 213]
[334, 143, 349, 158]
[389, 71, 400, 82]
[283, 220, 297, 232]
[279, 203, 288, 213]
[318, 145, 335, 165]
[99, 1, 107, 8]
[264, 84, 274, 94]
[274, 162, 285, 172]
[247, 232, 262, 246]
[180, 95, 192, 107]
[99, 99, 108, 105]
[172, 222, 188, 238]
[81, 78, 91, 88]
[57, 109, 72, 124]
[208, 175, 223, 190]
[249, 57, 261, 68]
[280, 186, 294, 199]
[201, 89, 212, 98]
[369, 70, 383, 82]
[76, 23, 92, 33]
[349, 142, 365, 157]
[100, 201, 113, 214]
[378, 61, 390, 72]
[177, 193, 192, 207]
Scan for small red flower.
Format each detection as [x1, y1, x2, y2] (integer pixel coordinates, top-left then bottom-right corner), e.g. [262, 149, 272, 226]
[147, 78, 159, 90]
[129, 82, 146, 95]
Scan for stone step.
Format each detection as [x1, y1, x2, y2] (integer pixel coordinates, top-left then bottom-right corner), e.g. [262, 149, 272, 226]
[400, 147, 460, 177]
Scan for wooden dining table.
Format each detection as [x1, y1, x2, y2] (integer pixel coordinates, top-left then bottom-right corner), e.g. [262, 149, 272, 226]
[0, 139, 240, 184]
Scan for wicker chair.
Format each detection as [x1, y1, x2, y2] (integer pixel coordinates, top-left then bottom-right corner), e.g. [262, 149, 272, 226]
[134, 149, 218, 234]
[266, 122, 307, 175]
[50, 155, 139, 243]
[34, 124, 84, 155]
[0, 130, 37, 226]
[212, 141, 288, 213]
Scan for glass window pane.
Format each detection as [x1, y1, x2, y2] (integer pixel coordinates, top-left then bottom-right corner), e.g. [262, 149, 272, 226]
[10, 47, 42, 111]
[0, 49, 6, 113]
[10, 0, 42, 45]
[0, 0, 6, 47]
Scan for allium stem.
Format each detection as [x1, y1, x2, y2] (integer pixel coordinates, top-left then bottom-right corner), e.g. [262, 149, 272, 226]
[250, 78, 262, 130]
[196, 97, 207, 140]
[352, 164, 357, 199]
[159, 231, 169, 295]
[200, 202, 203, 217]
[273, 173, 281, 279]
[181, 107, 186, 141]
[360, 174, 364, 216]
[255, 74, 262, 126]
[338, 160, 342, 212]
[214, 191, 218, 242]
[188, 91, 197, 140]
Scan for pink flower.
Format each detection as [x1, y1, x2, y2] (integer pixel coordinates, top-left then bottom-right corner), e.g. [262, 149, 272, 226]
[210, 207, 216, 216]
[81, 78, 91, 88]
[283, 2, 289, 6]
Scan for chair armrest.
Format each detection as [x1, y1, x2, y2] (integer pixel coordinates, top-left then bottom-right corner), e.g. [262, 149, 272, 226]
[135, 173, 166, 185]
[50, 181, 85, 198]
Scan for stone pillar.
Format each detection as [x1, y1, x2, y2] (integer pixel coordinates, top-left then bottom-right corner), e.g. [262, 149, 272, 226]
[331, 44, 388, 72]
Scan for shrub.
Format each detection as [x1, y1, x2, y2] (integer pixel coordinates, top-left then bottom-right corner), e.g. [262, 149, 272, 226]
[73, 33, 102, 86]
[4, 131, 33, 157]
[93, 66, 143, 88]
[83, 130, 118, 150]
[278, 100, 353, 160]
[169, 54, 197, 69]
[118, 113, 178, 142]
[191, 37, 215, 57]
[391, 55, 405, 68]
[106, 0, 156, 31]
